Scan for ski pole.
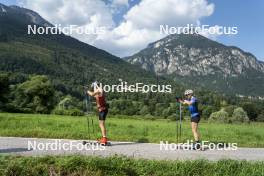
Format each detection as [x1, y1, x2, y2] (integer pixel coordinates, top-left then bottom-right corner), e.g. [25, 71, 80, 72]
[84, 88, 91, 139]
[179, 102, 182, 142]
[175, 98, 180, 143]
[176, 112, 179, 143]
[88, 94, 95, 136]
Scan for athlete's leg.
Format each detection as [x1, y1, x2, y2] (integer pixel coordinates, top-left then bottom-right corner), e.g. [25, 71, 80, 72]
[99, 120, 106, 137]
[191, 122, 200, 141]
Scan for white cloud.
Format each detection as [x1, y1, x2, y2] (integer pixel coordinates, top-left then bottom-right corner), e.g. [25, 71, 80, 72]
[124, 0, 214, 29]
[19, 0, 115, 49]
[94, 24, 163, 56]
[103, 0, 215, 56]
[19, 0, 215, 57]
[19, 0, 114, 27]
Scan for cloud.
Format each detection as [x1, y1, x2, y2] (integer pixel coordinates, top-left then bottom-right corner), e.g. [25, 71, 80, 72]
[102, 0, 215, 56]
[112, 0, 129, 7]
[19, 0, 115, 49]
[19, 0, 215, 57]
[124, 0, 214, 29]
[19, 0, 114, 27]
[94, 24, 163, 56]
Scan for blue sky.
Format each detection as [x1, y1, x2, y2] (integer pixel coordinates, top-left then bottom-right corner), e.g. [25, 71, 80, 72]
[0, 0, 16, 6]
[204, 0, 264, 60]
[1, 0, 264, 60]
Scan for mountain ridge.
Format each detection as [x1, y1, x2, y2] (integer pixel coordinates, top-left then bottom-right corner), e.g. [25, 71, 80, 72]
[125, 33, 264, 96]
[0, 3, 52, 27]
[0, 3, 175, 99]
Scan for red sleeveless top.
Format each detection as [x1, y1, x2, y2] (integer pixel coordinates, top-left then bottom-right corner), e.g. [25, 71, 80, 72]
[95, 94, 107, 112]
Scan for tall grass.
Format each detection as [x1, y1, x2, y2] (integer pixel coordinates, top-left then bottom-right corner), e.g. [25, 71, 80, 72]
[0, 113, 264, 147]
[0, 155, 263, 176]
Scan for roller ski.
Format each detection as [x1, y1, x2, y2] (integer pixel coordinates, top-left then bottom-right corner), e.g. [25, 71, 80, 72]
[82, 137, 111, 146]
[192, 141, 205, 151]
[97, 137, 111, 146]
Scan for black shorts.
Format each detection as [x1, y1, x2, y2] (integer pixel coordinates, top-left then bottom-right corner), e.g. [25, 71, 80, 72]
[98, 109, 108, 121]
[191, 115, 200, 123]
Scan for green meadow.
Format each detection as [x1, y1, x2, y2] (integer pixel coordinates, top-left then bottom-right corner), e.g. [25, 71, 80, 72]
[0, 113, 263, 147]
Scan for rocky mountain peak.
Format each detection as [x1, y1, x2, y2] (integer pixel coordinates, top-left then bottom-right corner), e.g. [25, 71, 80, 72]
[126, 34, 264, 77]
[0, 3, 8, 13]
[124, 33, 264, 95]
[0, 3, 52, 27]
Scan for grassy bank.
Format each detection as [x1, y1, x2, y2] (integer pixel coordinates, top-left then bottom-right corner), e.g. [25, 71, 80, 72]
[0, 113, 264, 147]
[0, 155, 263, 176]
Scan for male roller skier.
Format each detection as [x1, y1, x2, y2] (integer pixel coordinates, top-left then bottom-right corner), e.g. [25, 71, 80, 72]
[87, 81, 109, 145]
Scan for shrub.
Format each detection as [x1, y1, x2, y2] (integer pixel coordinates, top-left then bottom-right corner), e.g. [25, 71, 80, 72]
[223, 105, 237, 117]
[167, 114, 177, 121]
[231, 107, 249, 123]
[162, 107, 170, 118]
[209, 109, 230, 123]
[202, 105, 216, 119]
[139, 105, 149, 115]
[144, 113, 154, 119]
[52, 108, 84, 116]
[256, 112, 264, 122]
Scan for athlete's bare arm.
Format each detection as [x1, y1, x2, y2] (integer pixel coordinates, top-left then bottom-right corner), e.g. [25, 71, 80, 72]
[87, 87, 103, 97]
[87, 89, 100, 97]
[183, 100, 192, 105]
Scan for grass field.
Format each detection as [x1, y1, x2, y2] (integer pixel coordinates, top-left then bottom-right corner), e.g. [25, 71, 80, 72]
[0, 113, 264, 147]
[0, 155, 263, 176]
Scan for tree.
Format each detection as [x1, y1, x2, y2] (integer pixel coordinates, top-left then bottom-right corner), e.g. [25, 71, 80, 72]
[12, 75, 55, 113]
[241, 102, 258, 121]
[231, 107, 249, 123]
[0, 73, 10, 110]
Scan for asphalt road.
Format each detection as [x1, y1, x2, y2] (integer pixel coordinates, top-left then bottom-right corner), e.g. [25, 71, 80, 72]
[1, 137, 264, 161]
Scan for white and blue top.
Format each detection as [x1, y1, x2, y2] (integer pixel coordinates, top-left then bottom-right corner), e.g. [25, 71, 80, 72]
[188, 96, 199, 118]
